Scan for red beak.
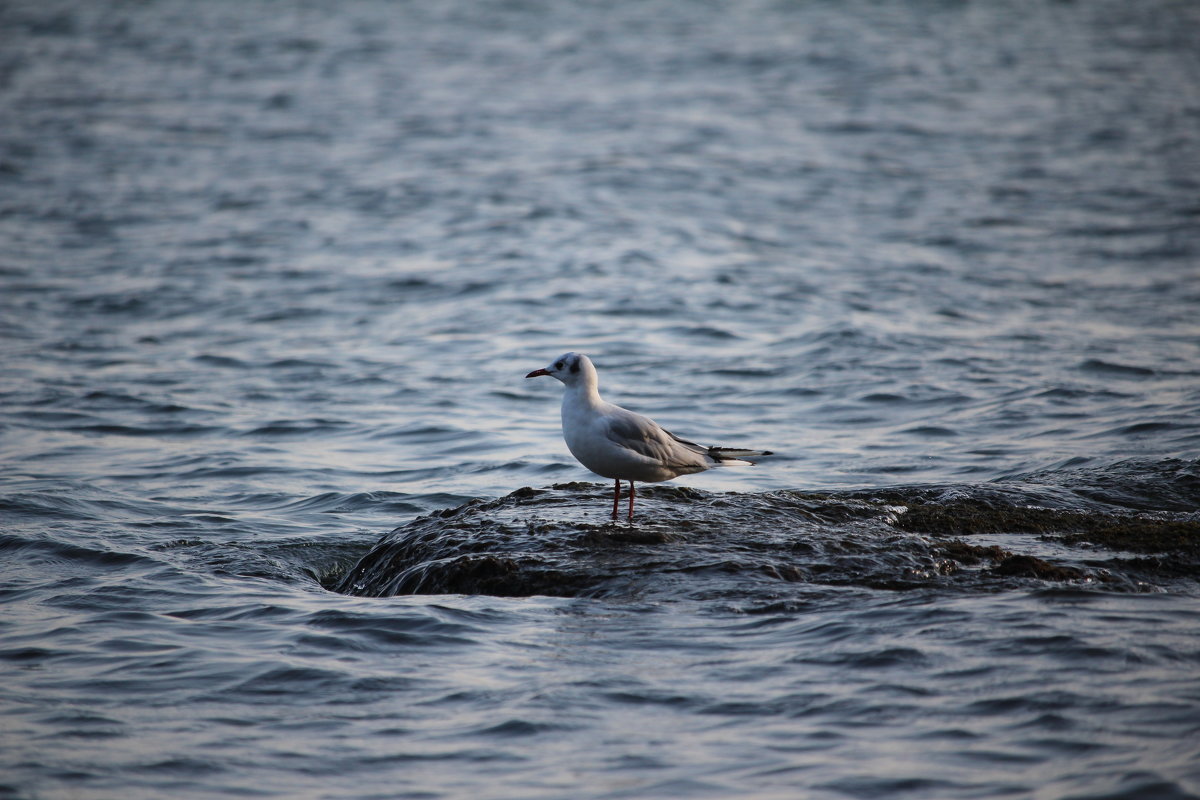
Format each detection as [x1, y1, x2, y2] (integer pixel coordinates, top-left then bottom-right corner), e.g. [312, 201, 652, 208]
[525, 368, 550, 378]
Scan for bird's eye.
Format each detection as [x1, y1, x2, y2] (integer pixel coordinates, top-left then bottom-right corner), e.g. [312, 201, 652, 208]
[554, 361, 563, 370]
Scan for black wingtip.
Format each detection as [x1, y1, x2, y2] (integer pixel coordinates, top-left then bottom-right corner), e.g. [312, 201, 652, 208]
[710, 447, 774, 457]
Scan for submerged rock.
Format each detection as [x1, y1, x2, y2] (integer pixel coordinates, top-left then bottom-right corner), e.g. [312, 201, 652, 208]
[891, 496, 1200, 556]
[330, 483, 1200, 599]
[987, 554, 1086, 581]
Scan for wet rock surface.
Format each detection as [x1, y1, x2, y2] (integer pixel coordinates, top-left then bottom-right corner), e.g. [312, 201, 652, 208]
[332, 481, 1200, 598]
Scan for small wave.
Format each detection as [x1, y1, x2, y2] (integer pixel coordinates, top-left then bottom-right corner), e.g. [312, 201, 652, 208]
[1011, 458, 1200, 512]
[799, 646, 930, 669]
[250, 307, 327, 323]
[476, 719, 570, 737]
[78, 391, 188, 414]
[1110, 421, 1185, 437]
[279, 491, 426, 515]
[178, 465, 305, 480]
[1035, 386, 1131, 401]
[241, 419, 353, 437]
[192, 354, 247, 368]
[0, 532, 158, 569]
[1079, 359, 1157, 377]
[0, 488, 164, 522]
[665, 325, 741, 340]
[223, 666, 350, 699]
[901, 425, 959, 438]
[302, 609, 479, 648]
[369, 424, 479, 443]
[70, 422, 221, 437]
[15, 409, 94, 424]
[265, 358, 336, 369]
[705, 366, 782, 378]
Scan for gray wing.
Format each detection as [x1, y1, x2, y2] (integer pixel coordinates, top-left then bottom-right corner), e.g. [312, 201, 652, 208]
[604, 407, 773, 466]
[603, 407, 709, 467]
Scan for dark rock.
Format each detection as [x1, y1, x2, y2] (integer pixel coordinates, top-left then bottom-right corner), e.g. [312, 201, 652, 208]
[987, 555, 1084, 581]
[328, 484, 1200, 599]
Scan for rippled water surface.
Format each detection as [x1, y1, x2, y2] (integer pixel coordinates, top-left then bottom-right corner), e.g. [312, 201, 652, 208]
[2, 1, 1200, 798]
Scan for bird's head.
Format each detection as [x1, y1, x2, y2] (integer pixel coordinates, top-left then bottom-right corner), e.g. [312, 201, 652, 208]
[526, 352, 593, 386]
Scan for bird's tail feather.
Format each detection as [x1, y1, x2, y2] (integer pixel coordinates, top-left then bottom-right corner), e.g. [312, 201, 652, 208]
[708, 446, 773, 466]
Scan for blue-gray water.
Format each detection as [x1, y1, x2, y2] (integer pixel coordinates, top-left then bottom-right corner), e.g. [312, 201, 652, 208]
[3, 1, 1200, 798]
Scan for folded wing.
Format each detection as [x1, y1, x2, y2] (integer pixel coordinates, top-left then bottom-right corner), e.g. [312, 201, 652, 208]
[602, 407, 771, 469]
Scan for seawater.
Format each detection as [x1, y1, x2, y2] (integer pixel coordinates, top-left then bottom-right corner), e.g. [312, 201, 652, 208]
[2, 1, 1199, 798]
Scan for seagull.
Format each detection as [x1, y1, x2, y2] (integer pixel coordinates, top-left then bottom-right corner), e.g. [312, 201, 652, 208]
[525, 352, 772, 520]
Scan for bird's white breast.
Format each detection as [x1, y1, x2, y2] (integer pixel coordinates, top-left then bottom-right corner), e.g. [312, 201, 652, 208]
[560, 395, 678, 483]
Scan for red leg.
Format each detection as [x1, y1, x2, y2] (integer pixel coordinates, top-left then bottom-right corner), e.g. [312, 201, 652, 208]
[611, 478, 620, 519]
[628, 481, 635, 521]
